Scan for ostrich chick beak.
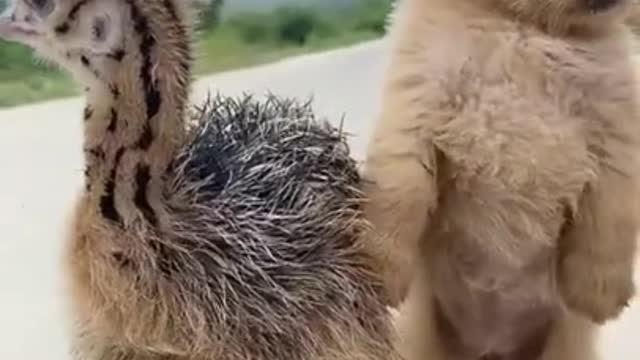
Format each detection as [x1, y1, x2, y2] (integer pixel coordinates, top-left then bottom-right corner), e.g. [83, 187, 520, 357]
[0, 7, 43, 45]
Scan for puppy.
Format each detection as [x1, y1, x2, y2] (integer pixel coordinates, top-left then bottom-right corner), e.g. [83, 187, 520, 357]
[363, 0, 640, 359]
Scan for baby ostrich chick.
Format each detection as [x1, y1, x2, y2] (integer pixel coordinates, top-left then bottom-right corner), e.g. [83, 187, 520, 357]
[0, 1, 401, 359]
[363, 0, 640, 359]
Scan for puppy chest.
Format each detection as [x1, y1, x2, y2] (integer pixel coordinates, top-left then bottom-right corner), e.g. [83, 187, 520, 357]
[430, 95, 596, 202]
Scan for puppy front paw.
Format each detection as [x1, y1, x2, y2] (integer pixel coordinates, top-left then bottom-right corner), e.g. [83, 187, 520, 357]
[558, 253, 635, 324]
[375, 246, 418, 309]
[383, 262, 413, 308]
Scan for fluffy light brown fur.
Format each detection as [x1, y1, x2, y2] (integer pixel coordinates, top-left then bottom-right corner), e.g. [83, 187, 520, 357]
[363, 0, 640, 359]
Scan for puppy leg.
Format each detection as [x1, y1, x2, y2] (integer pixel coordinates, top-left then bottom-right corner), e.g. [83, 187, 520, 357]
[362, 95, 443, 305]
[540, 309, 600, 360]
[557, 166, 639, 324]
[392, 274, 451, 360]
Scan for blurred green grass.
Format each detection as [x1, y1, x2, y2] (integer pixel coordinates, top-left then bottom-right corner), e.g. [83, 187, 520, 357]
[0, 0, 391, 108]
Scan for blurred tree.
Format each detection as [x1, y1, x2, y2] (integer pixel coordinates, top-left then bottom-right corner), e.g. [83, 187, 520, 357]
[353, 0, 393, 34]
[227, 13, 274, 44]
[275, 6, 317, 45]
[195, 0, 224, 31]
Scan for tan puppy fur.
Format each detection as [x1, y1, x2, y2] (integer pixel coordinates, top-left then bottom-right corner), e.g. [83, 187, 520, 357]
[363, 0, 640, 358]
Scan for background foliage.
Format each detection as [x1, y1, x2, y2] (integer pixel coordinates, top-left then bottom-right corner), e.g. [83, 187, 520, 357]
[0, 0, 392, 107]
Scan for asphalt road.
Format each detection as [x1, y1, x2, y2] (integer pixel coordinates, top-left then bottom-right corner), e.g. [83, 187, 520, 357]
[0, 39, 637, 359]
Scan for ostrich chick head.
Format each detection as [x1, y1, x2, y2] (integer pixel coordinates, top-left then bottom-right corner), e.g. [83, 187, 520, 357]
[0, 0, 166, 90]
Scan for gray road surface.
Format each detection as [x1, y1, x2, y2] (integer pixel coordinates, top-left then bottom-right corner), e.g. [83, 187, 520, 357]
[0, 40, 637, 360]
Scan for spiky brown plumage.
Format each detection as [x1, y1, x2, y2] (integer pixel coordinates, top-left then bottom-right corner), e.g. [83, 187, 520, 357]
[68, 94, 397, 359]
[0, 1, 400, 359]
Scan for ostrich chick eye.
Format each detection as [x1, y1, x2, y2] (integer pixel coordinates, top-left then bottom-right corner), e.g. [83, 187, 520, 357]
[29, 0, 54, 16]
[31, 0, 48, 8]
[93, 17, 107, 41]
